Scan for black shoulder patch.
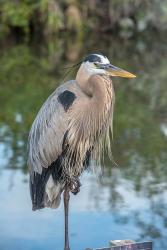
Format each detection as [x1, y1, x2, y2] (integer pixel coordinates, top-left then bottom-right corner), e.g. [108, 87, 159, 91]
[58, 90, 76, 111]
[84, 54, 102, 63]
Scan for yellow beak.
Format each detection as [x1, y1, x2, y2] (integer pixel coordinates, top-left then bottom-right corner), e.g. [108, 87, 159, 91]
[104, 64, 136, 78]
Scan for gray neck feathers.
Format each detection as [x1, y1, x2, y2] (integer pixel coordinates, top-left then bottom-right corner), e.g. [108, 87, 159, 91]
[65, 73, 114, 178]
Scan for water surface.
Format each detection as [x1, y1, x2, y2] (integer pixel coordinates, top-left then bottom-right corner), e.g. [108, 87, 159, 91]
[0, 35, 167, 250]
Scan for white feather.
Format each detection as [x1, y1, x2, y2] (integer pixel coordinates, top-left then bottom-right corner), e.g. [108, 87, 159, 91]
[94, 54, 110, 64]
[45, 176, 61, 202]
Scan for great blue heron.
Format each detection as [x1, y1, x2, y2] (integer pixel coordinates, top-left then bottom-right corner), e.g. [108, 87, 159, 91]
[27, 53, 135, 250]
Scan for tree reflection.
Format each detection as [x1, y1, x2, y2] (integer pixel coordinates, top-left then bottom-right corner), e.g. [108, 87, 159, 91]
[0, 34, 167, 248]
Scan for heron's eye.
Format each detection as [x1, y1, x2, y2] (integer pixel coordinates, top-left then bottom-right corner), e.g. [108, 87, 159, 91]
[94, 62, 99, 67]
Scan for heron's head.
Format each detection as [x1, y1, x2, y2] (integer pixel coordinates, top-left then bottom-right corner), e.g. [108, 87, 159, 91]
[77, 53, 136, 79]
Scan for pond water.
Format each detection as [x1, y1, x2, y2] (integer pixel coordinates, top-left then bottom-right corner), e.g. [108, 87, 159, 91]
[0, 34, 167, 250]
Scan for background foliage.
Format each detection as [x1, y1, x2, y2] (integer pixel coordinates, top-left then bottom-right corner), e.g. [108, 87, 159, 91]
[1, 0, 167, 39]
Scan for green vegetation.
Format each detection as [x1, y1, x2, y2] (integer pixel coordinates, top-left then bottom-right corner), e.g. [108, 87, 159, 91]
[1, 0, 167, 39]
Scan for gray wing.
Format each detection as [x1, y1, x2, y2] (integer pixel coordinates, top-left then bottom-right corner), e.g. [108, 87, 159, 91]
[27, 80, 78, 175]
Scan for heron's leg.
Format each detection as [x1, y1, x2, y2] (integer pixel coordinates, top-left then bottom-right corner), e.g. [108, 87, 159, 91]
[64, 184, 70, 250]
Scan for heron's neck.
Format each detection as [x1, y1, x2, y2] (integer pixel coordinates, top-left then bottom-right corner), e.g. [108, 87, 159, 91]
[76, 73, 112, 111]
[76, 65, 91, 96]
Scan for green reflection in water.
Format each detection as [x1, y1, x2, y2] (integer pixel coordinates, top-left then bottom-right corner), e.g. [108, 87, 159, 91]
[0, 34, 167, 247]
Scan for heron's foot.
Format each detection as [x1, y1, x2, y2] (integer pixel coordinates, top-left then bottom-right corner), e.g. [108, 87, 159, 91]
[70, 178, 81, 195]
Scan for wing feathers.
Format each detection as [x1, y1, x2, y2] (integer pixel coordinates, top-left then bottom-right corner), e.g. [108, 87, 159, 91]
[27, 81, 77, 175]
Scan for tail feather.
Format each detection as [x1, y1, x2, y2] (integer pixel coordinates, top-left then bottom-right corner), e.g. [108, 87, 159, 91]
[30, 158, 64, 211]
